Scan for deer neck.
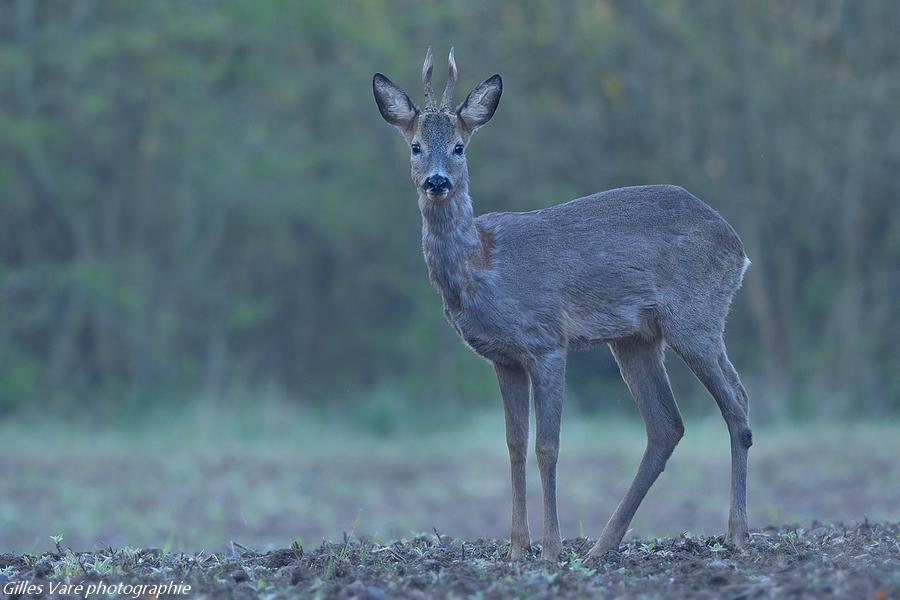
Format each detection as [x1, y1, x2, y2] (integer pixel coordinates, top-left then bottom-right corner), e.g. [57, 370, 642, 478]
[419, 183, 484, 312]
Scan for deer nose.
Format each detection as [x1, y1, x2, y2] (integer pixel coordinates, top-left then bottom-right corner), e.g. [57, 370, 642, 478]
[424, 175, 451, 192]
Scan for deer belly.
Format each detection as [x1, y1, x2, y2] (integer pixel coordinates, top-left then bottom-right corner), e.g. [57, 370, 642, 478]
[461, 333, 517, 364]
[445, 315, 505, 361]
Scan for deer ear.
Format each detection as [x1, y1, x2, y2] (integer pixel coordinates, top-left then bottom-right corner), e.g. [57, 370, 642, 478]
[457, 74, 502, 132]
[373, 73, 418, 132]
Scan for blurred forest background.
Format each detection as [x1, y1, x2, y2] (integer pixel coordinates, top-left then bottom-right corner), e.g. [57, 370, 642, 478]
[1, 0, 899, 423]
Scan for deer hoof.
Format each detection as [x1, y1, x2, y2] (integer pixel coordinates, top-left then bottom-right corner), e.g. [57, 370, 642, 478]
[540, 539, 562, 561]
[586, 539, 618, 560]
[506, 542, 529, 561]
[727, 527, 749, 548]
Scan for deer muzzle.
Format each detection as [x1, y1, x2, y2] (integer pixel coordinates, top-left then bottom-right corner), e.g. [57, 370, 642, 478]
[423, 175, 452, 199]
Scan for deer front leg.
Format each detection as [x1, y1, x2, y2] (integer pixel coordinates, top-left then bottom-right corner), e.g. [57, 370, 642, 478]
[494, 361, 531, 560]
[530, 351, 566, 561]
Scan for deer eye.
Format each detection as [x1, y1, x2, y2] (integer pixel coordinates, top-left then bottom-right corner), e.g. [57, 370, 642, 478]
[453, 144, 464, 155]
[411, 143, 421, 155]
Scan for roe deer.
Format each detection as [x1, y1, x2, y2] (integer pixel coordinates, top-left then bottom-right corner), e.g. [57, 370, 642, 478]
[372, 48, 752, 561]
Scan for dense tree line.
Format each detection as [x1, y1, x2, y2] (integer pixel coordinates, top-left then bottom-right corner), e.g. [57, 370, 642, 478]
[1, 1, 897, 417]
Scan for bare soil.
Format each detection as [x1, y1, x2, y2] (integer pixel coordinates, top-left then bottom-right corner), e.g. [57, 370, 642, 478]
[2, 522, 897, 599]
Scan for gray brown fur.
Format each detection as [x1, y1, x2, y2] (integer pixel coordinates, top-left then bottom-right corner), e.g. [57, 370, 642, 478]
[373, 48, 752, 561]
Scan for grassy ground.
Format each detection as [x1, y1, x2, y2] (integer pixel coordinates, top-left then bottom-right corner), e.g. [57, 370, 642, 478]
[2, 403, 898, 555]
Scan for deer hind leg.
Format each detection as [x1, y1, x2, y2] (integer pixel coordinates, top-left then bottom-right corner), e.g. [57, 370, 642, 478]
[494, 361, 531, 560]
[529, 350, 566, 561]
[673, 336, 751, 546]
[588, 336, 683, 558]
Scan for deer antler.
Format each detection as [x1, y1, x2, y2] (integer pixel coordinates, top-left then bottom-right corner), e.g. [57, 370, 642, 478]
[422, 46, 436, 112]
[440, 47, 457, 111]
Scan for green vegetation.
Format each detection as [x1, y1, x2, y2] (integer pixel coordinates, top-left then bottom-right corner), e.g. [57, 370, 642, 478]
[1, 407, 898, 553]
[1, 1, 898, 418]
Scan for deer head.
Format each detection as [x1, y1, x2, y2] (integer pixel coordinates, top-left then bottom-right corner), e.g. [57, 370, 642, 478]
[373, 47, 502, 202]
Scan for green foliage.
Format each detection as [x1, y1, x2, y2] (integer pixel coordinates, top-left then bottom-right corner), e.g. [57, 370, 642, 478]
[0, 1, 897, 416]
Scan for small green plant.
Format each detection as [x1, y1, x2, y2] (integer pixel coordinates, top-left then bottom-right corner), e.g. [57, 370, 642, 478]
[566, 551, 596, 576]
[322, 540, 352, 580]
[90, 554, 115, 576]
[358, 540, 377, 566]
[291, 537, 304, 562]
[50, 534, 64, 551]
[641, 542, 656, 554]
[52, 549, 84, 578]
[0, 566, 17, 578]
[470, 558, 489, 578]
[709, 542, 726, 553]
